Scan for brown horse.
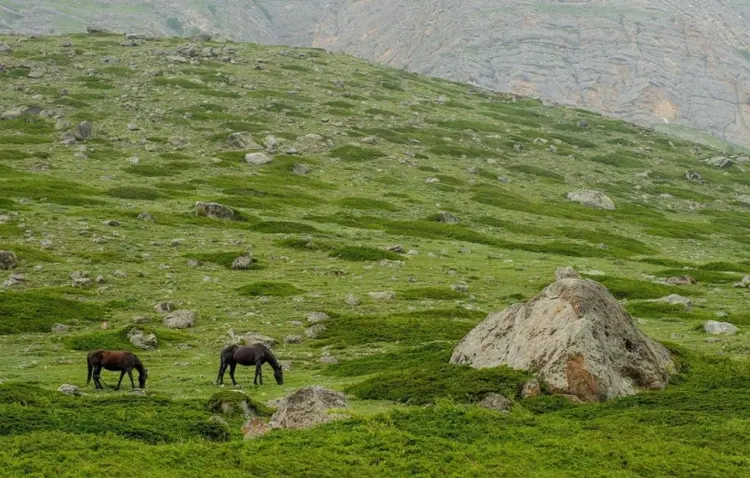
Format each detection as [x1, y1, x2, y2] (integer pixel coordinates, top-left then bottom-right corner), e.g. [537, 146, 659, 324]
[87, 350, 148, 390]
[216, 343, 283, 387]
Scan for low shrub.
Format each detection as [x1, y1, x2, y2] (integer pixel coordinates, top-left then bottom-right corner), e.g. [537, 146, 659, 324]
[237, 282, 304, 297]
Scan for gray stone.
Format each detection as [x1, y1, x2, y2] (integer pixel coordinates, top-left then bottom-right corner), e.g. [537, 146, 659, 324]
[435, 211, 460, 224]
[1, 111, 22, 120]
[566, 190, 616, 210]
[521, 379, 541, 399]
[0, 251, 17, 270]
[227, 132, 261, 150]
[293, 163, 311, 175]
[163, 310, 196, 329]
[231, 255, 253, 270]
[451, 278, 673, 402]
[478, 393, 513, 412]
[284, 335, 303, 344]
[137, 212, 155, 222]
[58, 384, 80, 396]
[702, 156, 734, 168]
[704, 321, 739, 335]
[306, 312, 330, 323]
[305, 324, 327, 339]
[195, 202, 235, 220]
[245, 152, 273, 165]
[128, 328, 158, 350]
[245, 332, 277, 348]
[367, 291, 396, 301]
[344, 294, 360, 306]
[51, 324, 69, 333]
[154, 302, 174, 314]
[269, 386, 347, 430]
[655, 294, 692, 310]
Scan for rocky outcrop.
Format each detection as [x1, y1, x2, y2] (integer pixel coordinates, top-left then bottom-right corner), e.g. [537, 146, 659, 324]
[163, 310, 196, 329]
[566, 191, 615, 210]
[269, 386, 347, 429]
[451, 274, 674, 402]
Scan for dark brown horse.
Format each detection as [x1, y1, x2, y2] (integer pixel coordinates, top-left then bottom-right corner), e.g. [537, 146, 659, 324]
[87, 350, 148, 390]
[216, 343, 283, 387]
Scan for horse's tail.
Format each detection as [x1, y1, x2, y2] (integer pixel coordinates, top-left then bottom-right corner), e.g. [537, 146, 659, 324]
[86, 353, 93, 385]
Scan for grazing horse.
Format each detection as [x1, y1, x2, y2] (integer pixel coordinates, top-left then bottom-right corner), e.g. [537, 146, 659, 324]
[216, 343, 283, 387]
[87, 350, 148, 390]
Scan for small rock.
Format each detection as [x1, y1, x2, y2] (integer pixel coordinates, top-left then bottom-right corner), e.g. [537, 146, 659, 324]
[51, 324, 69, 333]
[320, 356, 338, 365]
[195, 202, 235, 220]
[103, 220, 120, 227]
[435, 211, 460, 224]
[246, 152, 273, 165]
[685, 171, 703, 182]
[521, 379, 541, 399]
[292, 163, 310, 175]
[478, 393, 512, 413]
[137, 212, 155, 222]
[113, 270, 127, 278]
[425, 177, 441, 184]
[242, 418, 271, 439]
[702, 156, 733, 169]
[344, 294, 360, 306]
[566, 190, 616, 210]
[306, 312, 330, 324]
[227, 132, 260, 150]
[305, 324, 327, 339]
[245, 332, 277, 348]
[387, 245, 405, 254]
[656, 294, 692, 310]
[163, 310, 196, 329]
[451, 283, 469, 293]
[72, 278, 92, 288]
[132, 316, 151, 324]
[128, 328, 158, 350]
[367, 291, 396, 301]
[58, 384, 80, 396]
[360, 136, 378, 145]
[231, 255, 253, 270]
[704, 321, 739, 335]
[284, 335, 303, 345]
[154, 302, 174, 314]
[0, 251, 18, 270]
[665, 275, 696, 286]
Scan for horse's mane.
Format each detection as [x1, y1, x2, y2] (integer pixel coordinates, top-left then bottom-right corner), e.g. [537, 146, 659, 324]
[133, 356, 146, 376]
[257, 344, 280, 369]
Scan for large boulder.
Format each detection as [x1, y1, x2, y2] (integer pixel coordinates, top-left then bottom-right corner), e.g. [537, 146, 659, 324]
[245, 332, 277, 348]
[0, 251, 17, 270]
[704, 321, 739, 335]
[163, 310, 196, 329]
[450, 276, 673, 402]
[128, 328, 158, 350]
[566, 190, 616, 210]
[195, 202, 235, 220]
[269, 386, 348, 430]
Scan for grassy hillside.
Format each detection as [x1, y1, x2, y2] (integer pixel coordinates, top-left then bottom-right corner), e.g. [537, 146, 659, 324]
[0, 32, 748, 476]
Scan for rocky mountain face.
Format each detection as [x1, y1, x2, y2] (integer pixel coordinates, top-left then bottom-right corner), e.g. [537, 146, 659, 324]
[3, 0, 750, 147]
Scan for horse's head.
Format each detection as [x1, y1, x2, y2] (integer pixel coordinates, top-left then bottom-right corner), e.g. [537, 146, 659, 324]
[139, 368, 148, 388]
[274, 367, 284, 385]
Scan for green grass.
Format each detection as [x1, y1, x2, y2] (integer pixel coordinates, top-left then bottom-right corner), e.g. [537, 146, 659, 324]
[330, 145, 387, 162]
[251, 221, 318, 234]
[329, 246, 401, 262]
[0, 290, 105, 335]
[346, 364, 530, 405]
[399, 287, 465, 300]
[64, 325, 190, 351]
[106, 187, 167, 200]
[183, 251, 261, 269]
[237, 281, 304, 297]
[585, 275, 692, 300]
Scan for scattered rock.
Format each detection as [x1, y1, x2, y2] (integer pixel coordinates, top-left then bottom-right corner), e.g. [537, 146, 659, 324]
[226, 132, 260, 150]
[137, 212, 155, 222]
[293, 163, 310, 175]
[72, 278, 92, 288]
[245, 332, 277, 348]
[685, 171, 703, 182]
[306, 312, 330, 324]
[195, 202, 235, 220]
[387, 245, 405, 254]
[665, 275, 696, 286]
[702, 156, 733, 169]
[367, 291, 396, 301]
[344, 294, 360, 306]
[360, 136, 378, 145]
[128, 328, 158, 350]
[163, 310, 196, 329]
[74, 121, 93, 141]
[0, 42, 12, 54]
[246, 152, 273, 165]
[655, 294, 692, 310]
[154, 302, 174, 314]
[305, 325, 327, 339]
[704, 321, 739, 335]
[58, 384, 80, 396]
[451, 277, 673, 402]
[425, 177, 441, 184]
[51, 324, 69, 334]
[478, 393, 513, 413]
[127, 122, 139, 131]
[284, 335, 303, 345]
[451, 283, 469, 293]
[435, 211, 461, 224]
[242, 418, 271, 439]
[566, 190, 616, 210]
[177, 43, 199, 57]
[1, 110, 21, 120]
[555, 267, 580, 280]
[0, 251, 18, 270]
[320, 356, 338, 365]
[102, 220, 120, 227]
[269, 386, 348, 430]
[231, 255, 253, 270]
[264, 135, 279, 153]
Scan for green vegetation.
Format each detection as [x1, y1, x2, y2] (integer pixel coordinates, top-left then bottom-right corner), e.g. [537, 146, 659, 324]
[0, 290, 105, 334]
[0, 32, 748, 478]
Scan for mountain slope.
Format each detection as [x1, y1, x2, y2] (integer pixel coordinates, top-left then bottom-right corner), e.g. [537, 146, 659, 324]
[3, 1, 750, 149]
[0, 31, 749, 477]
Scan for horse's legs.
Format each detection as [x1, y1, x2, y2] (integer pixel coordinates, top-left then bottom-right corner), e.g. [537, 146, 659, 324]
[216, 362, 227, 385]
[115, 370, 125, 390]
[255, 361, 263, 386]
[229, 361, 238, 386]
[127, 369, 135, 389]
[93, 365, 103, 389]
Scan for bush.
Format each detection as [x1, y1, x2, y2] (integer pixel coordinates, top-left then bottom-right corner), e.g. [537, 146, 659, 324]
[330, 246, 400, 262]
[346, 364, 529, 405]
[0, 290, 105, 335]
[237, 282, 304, 297]
[106, 187, 166, 201]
